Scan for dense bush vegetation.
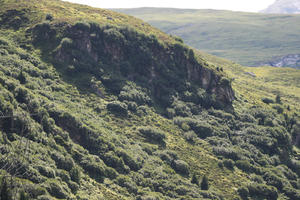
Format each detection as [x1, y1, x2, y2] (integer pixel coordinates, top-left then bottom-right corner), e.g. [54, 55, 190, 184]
[0, 1, 299, 200]
[139, 127, 166, 145]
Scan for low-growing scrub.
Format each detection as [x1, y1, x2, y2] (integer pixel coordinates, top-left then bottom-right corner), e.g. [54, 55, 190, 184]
[139, 127, 166, 145]
[107, 101, 128, 116]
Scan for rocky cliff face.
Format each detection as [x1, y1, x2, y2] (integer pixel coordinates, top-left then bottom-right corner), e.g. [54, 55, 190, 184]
[257, 54, 300, 69]
[36, 21, 234, 109]
[262, 0, 300, 14]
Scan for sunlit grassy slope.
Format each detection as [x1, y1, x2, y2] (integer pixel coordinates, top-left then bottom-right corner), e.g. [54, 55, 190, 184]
[115, 7, 300, 67]
[0, 0, 174, 42]
[196, 50, 300, 112]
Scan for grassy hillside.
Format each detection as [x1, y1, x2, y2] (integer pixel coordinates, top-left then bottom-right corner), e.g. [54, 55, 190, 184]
[115, 7, 300, 68]
[196, 50, 300, 112]
[0, 0, 300, 200]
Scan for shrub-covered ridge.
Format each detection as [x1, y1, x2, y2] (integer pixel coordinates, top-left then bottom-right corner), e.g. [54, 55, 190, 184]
[0, 0, 299, 200]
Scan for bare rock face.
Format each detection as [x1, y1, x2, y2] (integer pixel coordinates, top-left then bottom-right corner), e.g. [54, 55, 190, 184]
[257, 54, 300, 69]
[261, 0, 300, 14]
[200, 67, 235, 105]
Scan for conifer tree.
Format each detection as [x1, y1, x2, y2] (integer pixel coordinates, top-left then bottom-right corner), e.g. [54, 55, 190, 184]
[276, 94, 281, 104]
[201, 175, 209, 190]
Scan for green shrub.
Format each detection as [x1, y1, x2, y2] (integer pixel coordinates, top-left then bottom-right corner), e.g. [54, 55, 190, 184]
[80, 156, 106, 183]
[32, 22, 56, 43]
[68, 180, 79, 194]
[272, 105, 284, 114]
[103, 28, 125, 43]
[172, 100, 192, 117]
[263, 171, 284, 191]
[157, 150, 178, 165]
[220, 77, 230, 86]
[139, 127, 166, 144]
[288, 159, 300, 176]
[191, 174, 199, 185]
[291, 122, 300, 147]
[47, 181, 67, 199]
[14, 86, 29, 103]
[17, 70, 27, 84]
[57, 170, 70, 182]
[175, 185, 188, 195]
[103, 151, 128, 173]
[239, 113, 256, 123]
[275, 95, 281, 104]
[283, 186, 300, 200]
[262, 97, 274, 104]
[70, 166, 81, 183]
[126, 101, 138, 112]
[183, 131, 197, 143]
[51, 153, 74, 171]
[238, 186, 249, 200]
[172, 35, 184, 43]
[166, 108, 176, 118]
[116, 175, 138, 194]
[37, 165, 55, 178]
[119, 84, 151, 105]
[74, 21, 90, 31]
[41, 117, 55, 133]
[45, 14, 53, 21]
[247, 183, 278, 200]
[223, 159, 234, 170]
[250, 174, 264, 184]
[188, 49, 196, 63]
[235, 160, 254, 173]
[25, 185, 47, 198]
[54, 135, 68, 146]
[107, 101, 128, 116]
[172, 160, 189, 175]
[104, 167, 118, 179]
[276, 165, 297, 181]
[201, 175, 209, 190]
[213, 147, 241, 161]
[218, 161, 224, 168]
[116, 149, 141, 171]
[192, 122, 213, 139]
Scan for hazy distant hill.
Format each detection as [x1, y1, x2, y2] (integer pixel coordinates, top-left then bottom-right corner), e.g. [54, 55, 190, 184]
[262, 0, 300, 14]
[115, 7, 300, 68]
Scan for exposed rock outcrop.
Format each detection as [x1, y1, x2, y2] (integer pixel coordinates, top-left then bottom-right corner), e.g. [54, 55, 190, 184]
[35, 22, 235, 108]
[257, 54, 300, 69]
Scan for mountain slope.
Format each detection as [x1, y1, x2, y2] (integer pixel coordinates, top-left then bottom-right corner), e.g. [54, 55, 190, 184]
[0, 0, 300, 200]
[115, 7, 300, 68]
[262, 0, 300, 14]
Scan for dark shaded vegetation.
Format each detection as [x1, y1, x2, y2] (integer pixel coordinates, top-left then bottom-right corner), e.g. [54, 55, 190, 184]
[201, 175, 209, 190]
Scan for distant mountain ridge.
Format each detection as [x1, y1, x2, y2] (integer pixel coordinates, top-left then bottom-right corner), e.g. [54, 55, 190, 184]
[262, 0, 300, 14]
